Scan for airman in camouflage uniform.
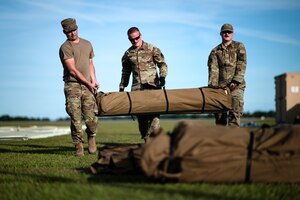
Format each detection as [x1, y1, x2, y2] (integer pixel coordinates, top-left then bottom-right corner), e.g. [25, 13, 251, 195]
[59, 18, 99, 156]
[119, 27, 168, 141]
[208, 24, 247, 127]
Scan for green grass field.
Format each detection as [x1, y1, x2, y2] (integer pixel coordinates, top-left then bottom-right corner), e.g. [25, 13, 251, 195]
[0, 119, 299, 200]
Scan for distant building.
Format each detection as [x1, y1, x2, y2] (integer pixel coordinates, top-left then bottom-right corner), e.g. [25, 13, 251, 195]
[275, 72, 300, 124]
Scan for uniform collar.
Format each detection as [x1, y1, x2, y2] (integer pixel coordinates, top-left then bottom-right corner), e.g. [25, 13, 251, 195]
[219, 41, 234, 50]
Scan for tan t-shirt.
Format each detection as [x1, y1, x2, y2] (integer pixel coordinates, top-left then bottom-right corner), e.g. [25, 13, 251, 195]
[59, 37, 94, 82]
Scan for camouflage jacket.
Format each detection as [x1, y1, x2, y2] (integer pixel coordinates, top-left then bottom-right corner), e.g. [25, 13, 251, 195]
[208, 40, 247, 89]
[119, 41, 168, 91]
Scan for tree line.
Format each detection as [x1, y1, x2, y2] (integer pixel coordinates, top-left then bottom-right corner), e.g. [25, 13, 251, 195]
[0, 110, 275, 122]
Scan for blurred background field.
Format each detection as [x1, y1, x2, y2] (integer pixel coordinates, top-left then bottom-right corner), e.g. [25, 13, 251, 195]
[2, 118, 298, 200]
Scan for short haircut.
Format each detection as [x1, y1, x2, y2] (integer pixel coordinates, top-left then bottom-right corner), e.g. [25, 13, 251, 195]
[127, 27, 140, 35]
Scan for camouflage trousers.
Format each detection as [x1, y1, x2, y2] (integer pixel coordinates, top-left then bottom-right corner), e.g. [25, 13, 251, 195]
[215, 87, 244, 127]
[137, 114, 160, 139]
[134, 83, 161, 139]
[64, 82, 98, 144]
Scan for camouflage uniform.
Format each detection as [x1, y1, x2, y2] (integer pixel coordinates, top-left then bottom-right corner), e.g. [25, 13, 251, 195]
[208, 40, 247, 127]
[64, 82, 98, 144]
[60, 38, 98, 145]
[120, 41, 168, 139]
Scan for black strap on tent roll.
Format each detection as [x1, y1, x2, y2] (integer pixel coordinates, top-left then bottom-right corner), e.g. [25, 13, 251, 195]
[126, 92, 135, 120]
[245, 131, 254, 183]
[126, 92, 133, 115]
[162, 87, 169, 114]
[198, 88, 205, 113]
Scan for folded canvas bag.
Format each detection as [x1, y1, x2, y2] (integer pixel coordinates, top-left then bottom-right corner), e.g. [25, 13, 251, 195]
[141, 122, 300, 183]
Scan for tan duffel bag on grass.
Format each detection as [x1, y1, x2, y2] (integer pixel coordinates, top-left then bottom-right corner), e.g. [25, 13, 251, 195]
[141, 122, 300, 183]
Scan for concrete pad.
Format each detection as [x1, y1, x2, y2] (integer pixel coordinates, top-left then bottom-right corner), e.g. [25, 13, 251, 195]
[0, 126, 70, 140]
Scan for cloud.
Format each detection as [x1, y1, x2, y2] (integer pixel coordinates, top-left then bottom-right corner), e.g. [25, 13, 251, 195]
[20, 0, 299, 47]
[200, 0, 300, 10]
[239, 28, 300, 47]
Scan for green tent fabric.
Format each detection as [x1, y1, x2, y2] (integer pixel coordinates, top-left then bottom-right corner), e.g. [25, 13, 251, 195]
[141, 122, 300, 183]
[95, 87, 232, 116]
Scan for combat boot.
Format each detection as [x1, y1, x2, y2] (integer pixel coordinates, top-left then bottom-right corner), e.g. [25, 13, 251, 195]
[144, 117, 160, 142]
[75, 143, 84, 157]
[88, 136, 97, 154]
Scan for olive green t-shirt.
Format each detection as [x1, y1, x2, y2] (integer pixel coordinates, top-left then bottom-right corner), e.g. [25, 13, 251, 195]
[59, 37, 94, 82]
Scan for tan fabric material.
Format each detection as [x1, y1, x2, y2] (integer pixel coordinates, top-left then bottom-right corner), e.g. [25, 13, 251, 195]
[90, 122, 300, 183]
[90, 144, 142, 174]
[141, 122, 300, 183]
[96, 87, 232, 116]
[141, 122, 248, 183]
[140, 133, 171, 178]
[251, 125, 300, 182]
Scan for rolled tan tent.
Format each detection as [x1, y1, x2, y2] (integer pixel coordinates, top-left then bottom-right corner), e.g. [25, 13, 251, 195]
[95, 87, 232, 116]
